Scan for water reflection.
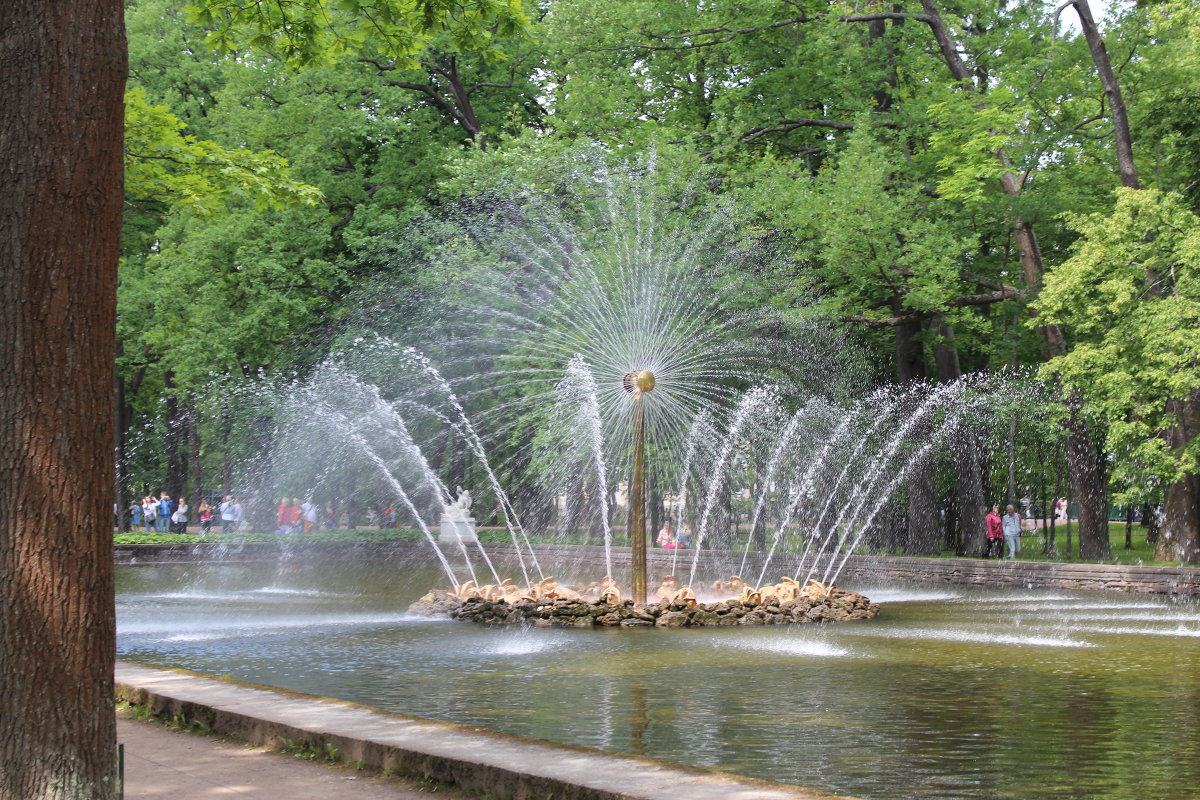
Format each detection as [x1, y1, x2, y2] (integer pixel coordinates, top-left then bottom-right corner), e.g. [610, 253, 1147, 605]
[117, 563, 1200, 800]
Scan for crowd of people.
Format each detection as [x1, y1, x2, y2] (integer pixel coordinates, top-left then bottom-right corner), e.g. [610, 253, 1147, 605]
[125, 493, 245, 535]
[120, 490, 406, 535]
[273, 497, 340, 534]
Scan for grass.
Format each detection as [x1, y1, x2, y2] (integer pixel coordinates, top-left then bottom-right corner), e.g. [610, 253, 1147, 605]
[113, 527, 425, 545]
[986, 521, 1166, 566]
[115, 521, 1191, 568]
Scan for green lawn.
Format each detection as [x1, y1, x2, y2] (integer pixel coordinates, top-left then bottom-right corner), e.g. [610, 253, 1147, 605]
[112, 528, 424, 545]
[114, 521, 1187, 568]
[990, 521, 1166, 566]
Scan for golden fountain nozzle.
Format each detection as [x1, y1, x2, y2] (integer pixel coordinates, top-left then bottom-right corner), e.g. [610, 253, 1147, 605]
[622, 369, 656, 394]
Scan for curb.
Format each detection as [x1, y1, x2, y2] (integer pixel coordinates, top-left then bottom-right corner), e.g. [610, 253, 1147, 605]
[116, 661, 860, 800]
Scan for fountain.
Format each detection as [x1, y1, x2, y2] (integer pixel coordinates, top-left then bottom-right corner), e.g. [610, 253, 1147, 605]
[259, 162, 1003, 626]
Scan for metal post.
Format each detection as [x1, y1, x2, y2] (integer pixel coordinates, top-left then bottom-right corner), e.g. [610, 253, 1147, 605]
[631, 391, 647, 604]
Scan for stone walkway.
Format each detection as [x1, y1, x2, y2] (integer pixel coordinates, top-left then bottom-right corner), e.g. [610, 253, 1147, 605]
[118, 711, 472, 799]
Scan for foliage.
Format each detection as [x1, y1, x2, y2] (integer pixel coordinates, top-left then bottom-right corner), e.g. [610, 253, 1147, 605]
[1035, 188, 1200, 483]
[190, 0, 529, 66]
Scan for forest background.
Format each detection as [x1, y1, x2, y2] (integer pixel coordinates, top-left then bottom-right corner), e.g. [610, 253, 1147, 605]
[118, 0, 1200, 564]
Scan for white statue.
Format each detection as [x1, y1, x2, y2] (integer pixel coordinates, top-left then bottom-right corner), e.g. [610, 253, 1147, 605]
[445, 487, 473, 522]
[439, 486, 478, 542]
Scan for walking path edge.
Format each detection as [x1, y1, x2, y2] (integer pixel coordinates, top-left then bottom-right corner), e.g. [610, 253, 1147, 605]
[116, 661, 860, 800]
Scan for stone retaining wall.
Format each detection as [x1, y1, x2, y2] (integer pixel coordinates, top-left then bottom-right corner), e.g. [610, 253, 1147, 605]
[114, 540, 1200, 597]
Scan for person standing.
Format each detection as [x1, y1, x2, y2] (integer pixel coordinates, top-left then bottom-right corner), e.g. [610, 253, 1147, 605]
[1003, 504, 1023, 560]
[142, 495, 156, 532]
[170, 497, 188, 534]
[219, 495, 237, 534]
[156, 492, 172, 533]
[129, 500, 142, 530]
[287, 498, 303, 534]
[230, 497, 245, 531]
[276, 497, 291, 534]
[197, 500, 212, 535]
[301, 497, 317, 534]
[985, 505, 1004, 559]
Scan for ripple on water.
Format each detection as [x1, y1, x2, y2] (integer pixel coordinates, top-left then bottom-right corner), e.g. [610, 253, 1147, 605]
[723, 637, 851, 658]
[485, 631, 573, 656]
[119, 612, 417, 639]
[859, 589, 965, 603]
[1001, 600, 1175, 611]
[1073, 624, 1200, 638]
[845, 627, 1097, 648]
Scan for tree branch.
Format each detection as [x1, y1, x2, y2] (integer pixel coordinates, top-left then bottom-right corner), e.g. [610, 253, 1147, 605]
[843, 287, 1028, 328]
[740, 117, 857, 144]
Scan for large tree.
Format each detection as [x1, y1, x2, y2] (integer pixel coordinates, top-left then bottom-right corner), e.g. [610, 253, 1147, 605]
[0, 0, 126, 798]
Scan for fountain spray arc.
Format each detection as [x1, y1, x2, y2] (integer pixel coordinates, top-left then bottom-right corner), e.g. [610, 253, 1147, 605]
[624, 368, 656, 603]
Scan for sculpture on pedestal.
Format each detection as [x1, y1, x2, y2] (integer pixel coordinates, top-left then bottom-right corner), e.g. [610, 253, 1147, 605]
[439, 487, 478, 542]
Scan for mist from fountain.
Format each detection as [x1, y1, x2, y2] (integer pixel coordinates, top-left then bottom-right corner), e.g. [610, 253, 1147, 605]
[261, 160, 1015, 604]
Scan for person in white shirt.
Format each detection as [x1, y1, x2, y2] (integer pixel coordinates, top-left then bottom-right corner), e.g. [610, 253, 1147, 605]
[300, 497, 317, 534]
[1002, 504, 1022, 559]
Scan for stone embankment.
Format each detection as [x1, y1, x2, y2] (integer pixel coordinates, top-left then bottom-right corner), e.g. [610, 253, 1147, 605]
[112, 541, 1200, 597]
[410, 589, 878, 627]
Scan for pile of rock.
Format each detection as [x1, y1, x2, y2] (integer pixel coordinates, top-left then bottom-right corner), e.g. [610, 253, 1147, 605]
[408, 588, 879, 627]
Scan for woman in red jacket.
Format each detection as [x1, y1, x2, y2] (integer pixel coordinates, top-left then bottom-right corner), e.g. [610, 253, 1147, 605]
[984, 504, 1004, 559]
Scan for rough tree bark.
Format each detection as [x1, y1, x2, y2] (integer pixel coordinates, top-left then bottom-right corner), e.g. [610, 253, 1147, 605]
[115, 368, 132, 532]
[1071, 0, 1139, 191]
[1158, 395, 1200, 563]
[932, 320, 988, 556]
[0, 0, 126, 797]
[894, 318, 941, 554]
[187, 399, 202, 506]
[163, 371, 186, 498]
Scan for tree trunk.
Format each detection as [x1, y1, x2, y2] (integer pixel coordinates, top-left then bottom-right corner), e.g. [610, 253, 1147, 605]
[1064, 403, 1112, 560]
[1049, 449, 1062, 556]
[1072, 0, 1139, 190]
[0, 0, 125, 796]
[649, 487, 662, 545]
[894, 316, 942, 553]
[188, 399, 202, 506]
[115, 370, 132, 532]
[931, 320, 987, 556]
[248, 416, 274, 533]
[1064, 444, 1074, 560]
[1157, 397, 1200, 563]
[905, 453, 941, 554]
[346, 463, 360, 529]
[220, 401, 233, 494]
[163, 371, 186, 498]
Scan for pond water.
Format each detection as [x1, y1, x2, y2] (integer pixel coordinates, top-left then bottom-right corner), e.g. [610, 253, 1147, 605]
[116, 563, 1200, 800]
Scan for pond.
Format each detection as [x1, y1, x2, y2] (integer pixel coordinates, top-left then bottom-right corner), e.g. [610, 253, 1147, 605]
[116, 562, 1200, 800]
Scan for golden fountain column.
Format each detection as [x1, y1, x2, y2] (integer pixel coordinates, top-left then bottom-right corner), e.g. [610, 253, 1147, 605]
[624, 369, 655, 604]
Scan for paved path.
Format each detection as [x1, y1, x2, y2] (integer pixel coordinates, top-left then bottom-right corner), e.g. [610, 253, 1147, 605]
[118, 712, 472, 799]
